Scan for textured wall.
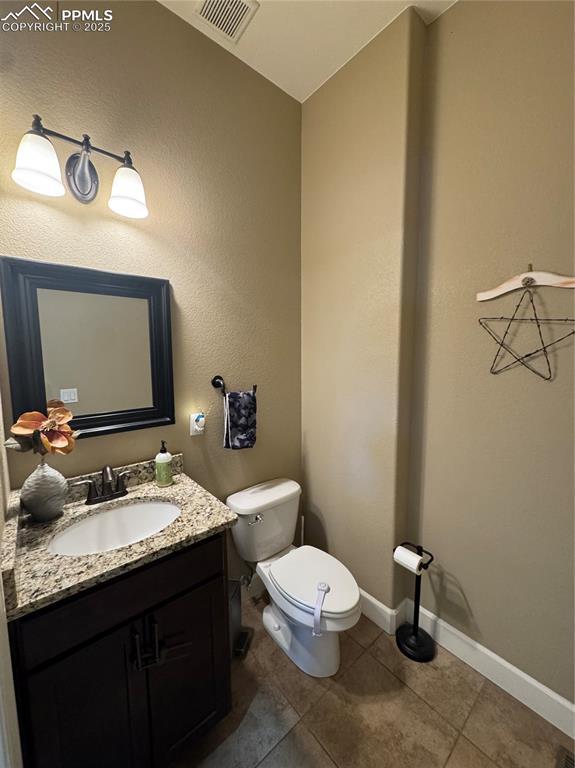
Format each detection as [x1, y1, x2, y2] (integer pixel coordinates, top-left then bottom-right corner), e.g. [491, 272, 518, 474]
[0, 2, 302, 502]
[301, 9, 425, 607]
[302, 0, 574, 701]
[410, 0, 574, 699]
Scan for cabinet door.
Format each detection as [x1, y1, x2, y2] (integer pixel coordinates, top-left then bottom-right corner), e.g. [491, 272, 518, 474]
[24, 623, 150, 768]
[147, 577, 230, 766]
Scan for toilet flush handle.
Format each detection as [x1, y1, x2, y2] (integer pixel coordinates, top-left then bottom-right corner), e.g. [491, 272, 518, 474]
[312, 582, 331, 637]
[248, 513, 264, 526]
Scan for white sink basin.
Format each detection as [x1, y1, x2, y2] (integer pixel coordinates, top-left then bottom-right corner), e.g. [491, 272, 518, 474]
[49, 501, 181, 556]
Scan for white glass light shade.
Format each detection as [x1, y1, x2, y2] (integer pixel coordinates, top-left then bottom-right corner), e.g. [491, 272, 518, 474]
[108, 166, 149, 219]
[11, 132, 65, 197]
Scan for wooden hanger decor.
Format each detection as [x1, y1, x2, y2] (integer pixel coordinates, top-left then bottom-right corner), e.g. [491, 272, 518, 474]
[477, 265, 575, 381]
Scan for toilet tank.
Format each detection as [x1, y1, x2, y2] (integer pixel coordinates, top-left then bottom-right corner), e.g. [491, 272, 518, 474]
[226, 479, 301, 563]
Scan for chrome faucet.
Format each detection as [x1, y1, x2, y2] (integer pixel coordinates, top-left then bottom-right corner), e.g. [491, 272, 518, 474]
[73, 465, 130, 506]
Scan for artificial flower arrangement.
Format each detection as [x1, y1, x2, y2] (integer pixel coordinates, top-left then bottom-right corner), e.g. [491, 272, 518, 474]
[6, 399, 78, 455]
[5, 400, 79, 522]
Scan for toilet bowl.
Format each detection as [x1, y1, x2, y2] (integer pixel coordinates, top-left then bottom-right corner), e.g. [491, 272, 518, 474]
[226, 479, 361, 678]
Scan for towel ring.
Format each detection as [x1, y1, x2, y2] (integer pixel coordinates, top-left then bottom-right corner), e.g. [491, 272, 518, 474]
[211, 375, 226, 396]
[211, 375, 257, 396]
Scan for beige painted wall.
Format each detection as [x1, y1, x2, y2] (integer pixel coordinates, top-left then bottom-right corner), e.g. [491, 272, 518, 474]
[301, 8, 425, 607]
[38, 290, 153, 414]
[302, 0, 573, 701]
[411, 1, 574, 699]
[0, 1, 301, 500]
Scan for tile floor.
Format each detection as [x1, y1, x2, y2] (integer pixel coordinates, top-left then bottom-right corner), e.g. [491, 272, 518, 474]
[175, 594, 573, 768]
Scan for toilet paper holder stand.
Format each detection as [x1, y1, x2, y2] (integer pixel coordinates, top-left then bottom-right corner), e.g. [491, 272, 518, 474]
[394, 542, 436, 663]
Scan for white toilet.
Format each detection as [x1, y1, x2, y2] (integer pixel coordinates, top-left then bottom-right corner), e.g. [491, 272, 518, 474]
[227, 478, 361, 678]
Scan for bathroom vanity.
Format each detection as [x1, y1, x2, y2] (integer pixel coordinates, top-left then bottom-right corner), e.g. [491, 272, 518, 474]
[1, 457, 237, 768]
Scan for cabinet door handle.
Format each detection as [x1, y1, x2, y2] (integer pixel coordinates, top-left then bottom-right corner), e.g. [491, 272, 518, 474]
[133, 620, 163, 671]
[133, 628, 158, 671]
[133, 631, 143, 672]
[152, 618, 161, 664]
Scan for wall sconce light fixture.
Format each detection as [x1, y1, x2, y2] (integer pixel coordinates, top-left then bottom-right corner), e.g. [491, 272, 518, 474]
[11, 115, 149, 219]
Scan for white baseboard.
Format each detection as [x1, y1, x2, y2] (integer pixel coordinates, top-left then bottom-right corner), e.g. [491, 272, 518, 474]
[359, 590, 575, 739]
[359, 588, 402, 634]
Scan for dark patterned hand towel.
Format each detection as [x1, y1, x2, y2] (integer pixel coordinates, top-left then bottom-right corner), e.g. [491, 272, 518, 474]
[223, 387, 257, 449]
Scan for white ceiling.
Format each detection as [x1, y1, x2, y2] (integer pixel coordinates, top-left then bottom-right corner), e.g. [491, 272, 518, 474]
[160, 0, 455, 102]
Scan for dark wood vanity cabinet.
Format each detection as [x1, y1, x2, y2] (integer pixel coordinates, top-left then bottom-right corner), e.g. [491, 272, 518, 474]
[146, 579, 229, 766]
[24, 624, 149, 768]
[9, 534, 231, 768]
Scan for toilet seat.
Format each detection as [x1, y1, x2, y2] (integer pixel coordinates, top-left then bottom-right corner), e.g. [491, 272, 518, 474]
[269, 545, 360, 619]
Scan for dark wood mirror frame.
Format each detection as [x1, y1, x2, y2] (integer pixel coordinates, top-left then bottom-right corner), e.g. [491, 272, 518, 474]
[0, 256, 175, 439]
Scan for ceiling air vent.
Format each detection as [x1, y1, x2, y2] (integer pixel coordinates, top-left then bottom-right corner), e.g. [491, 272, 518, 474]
[195, 0, 259, 44]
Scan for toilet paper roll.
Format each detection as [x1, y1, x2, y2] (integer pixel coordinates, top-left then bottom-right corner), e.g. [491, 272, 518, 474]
[393, 545, 423, 575]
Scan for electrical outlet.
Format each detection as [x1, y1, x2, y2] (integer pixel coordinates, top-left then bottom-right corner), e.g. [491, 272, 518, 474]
[190, 412, 206, 436]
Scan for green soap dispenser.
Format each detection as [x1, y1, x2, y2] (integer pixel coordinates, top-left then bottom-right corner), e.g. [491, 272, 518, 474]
[155, 441, 173, 487]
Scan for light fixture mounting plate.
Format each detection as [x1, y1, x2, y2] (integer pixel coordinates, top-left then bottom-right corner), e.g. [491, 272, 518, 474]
[65, 152, 99, 203]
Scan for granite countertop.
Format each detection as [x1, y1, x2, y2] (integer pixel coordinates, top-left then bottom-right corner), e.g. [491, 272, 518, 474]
[1, 459, 237, 621]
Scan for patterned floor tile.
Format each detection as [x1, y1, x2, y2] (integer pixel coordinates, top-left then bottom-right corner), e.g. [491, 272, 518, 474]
[304, 651, 458, 768]
[370, 631, 484, 729]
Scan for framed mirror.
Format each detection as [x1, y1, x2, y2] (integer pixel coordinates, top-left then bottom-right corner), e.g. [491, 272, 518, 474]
[0, 257, 174, 438]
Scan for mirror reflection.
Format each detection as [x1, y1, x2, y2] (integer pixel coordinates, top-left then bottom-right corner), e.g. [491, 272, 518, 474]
[37, 289, 153, 416]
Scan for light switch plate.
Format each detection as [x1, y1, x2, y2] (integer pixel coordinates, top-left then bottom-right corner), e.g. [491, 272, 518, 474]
[59, 388, 78, 404]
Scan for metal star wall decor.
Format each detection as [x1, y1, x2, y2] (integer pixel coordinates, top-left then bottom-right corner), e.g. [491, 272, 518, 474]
[479, 288, 575, 380]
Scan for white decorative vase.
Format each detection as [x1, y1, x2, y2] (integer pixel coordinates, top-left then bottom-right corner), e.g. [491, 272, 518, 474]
[20, 458, 67, 523]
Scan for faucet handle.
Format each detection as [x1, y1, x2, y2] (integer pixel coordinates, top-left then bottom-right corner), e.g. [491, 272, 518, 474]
[85, 480, 99, 504]
[72, 479, 98, 505]
[116, 471, 131, 495]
